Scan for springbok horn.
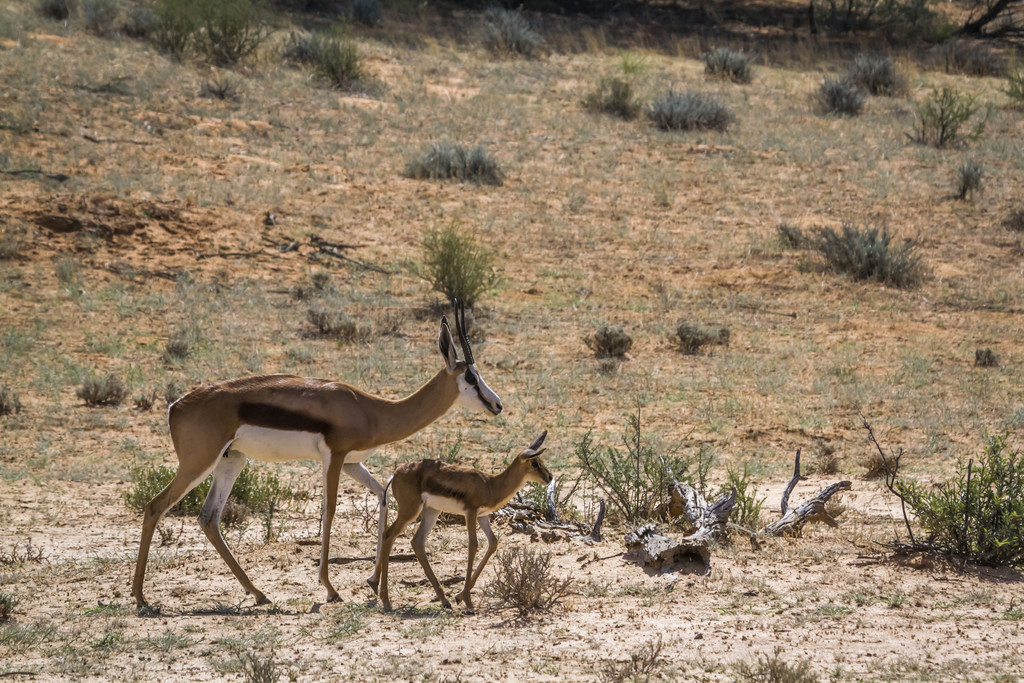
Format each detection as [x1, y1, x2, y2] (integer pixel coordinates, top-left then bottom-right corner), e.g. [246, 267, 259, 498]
[454, 298, 475, 366]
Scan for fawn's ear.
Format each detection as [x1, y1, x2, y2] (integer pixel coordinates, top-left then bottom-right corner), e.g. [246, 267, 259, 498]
[438, 316, 458, 371]
[522, 430, 548, 457]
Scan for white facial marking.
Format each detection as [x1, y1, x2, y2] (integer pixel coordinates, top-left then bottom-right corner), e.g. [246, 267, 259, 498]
[455, 365, 502, 415]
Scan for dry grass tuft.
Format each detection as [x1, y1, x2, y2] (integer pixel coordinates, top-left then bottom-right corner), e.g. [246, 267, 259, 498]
[485, 546, 573, 617]
[77, 374, 127, 407]
[585, 324, 633, 358]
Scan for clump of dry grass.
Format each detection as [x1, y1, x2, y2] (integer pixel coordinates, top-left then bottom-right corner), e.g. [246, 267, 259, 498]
[585, 324, 633, 358]
[734, 646, 819, 682]
[847, 53, 906, 96]
[809, 441, 842, 475]
[703, 47, 752, 83]
[484, 546, 573, 617]
[646, 90, 734, 131]
[810, 223, 925, 289]
[582, 77, 641, 120]
[601, 636, 665, 682]
[306, 306, 370, 342]
[77, 373, 127, 407]
[954, 159, 983, 200]
[815, 77, 865, 116]
[481, 7, 542, 58]
[931, 40, 1006, 77]
[975, 348, 998, 367]
[675, 321, 730, 354]
[0, 386, 22, 417]
[1004, 206, 1024, 233]
[404, 141, 503, 186]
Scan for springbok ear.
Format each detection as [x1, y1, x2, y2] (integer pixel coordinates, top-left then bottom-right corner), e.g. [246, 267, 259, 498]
[523, 448, 547, 460]
[438, 316, 458, 371]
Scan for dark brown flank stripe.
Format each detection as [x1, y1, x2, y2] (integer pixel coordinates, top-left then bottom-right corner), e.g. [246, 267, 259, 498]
[238, 402, 331, 435]
[427, 481, 468, 502]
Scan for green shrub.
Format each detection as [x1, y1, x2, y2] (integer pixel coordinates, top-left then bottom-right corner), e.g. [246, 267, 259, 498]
[481, 7, 541, 58]
[932, 40, 1006, 77]
[350, 0, 382, 26]
[123, 4, 158, 38]
[0, 592, 18, 621]
[404, 141, 503, 186]
[913, 87, 986, 148]
[151, 0, 201, 60]
[584, 324, 632, 358]
[582, 77, 641, 120]
[574, 408, 688, 524]
[196, 0, 270, 66]
[703, 47, 752, 84]
[1005, 69, 1024, 107]
[646, 90, 734, 132]
[77, 373, 127, 407]
[0, 387, 22, 417]
[484, 547, 573, 617]
[894, 434, 1024, 567]
[415, 223, 498, 309]
[954, 158, 983, 200]
[974, 348, 998, 367]
[675, 321, 729, 354]
[815, 77, 865, 116]
[311, 29, 363, 89]
[776, 223, 806, 249]
[810, 223, 925, 288]
[722, 463, 765, 530]
[1005, 206, 1024, 233]
[124, 460, 288, 522]
[847, 53, 905, 96]
[36, 0, 71, 20]
[82, 0, 121, 35]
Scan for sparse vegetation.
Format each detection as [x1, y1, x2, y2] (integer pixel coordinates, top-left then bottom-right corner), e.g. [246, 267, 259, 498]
[810, 223, 925, 288]
[933, 40, 1006, 77]
[735, 646, 820, 683]
[810, 442, 842, 475]
[0, 592, 18, 621]
[1005, 206, 1024, 233]
[816, 77, 865, 116]
[723, 463, 766, 530]
[955, 158, 983, 200]
[481, 7, 541, 58]
[241, 648, 281, 683]
[484, 546, 573, 617]
[307, 25, 364, 90]
[674, 321, 730, 354]
[646, 90, 734, 131]
[123, 460, 289, 523]
[1006, 69, 1024, 107]
[404, 141, 502, 186]
[776, 224, 806, 249]
[350, 0, 382, 27]
[583, 77, 641, 120]
[200, 76, 240, 101]
[703, 47, 752, 83]
[847, 53, 905, 95]
[36, 0, 70, 21]
[913, 87, 986, 148]
[601, 636, 665, 681]
[82, 0, 121, 36]
[584, 324, 633, 358]
[414, 223, 499, 309]
[305, 306, 369, 342]
[975, 348, 998, 367]
[0, 387, 22, 417]
[77, 373, 127, 407]
[574, 406, 687, 524]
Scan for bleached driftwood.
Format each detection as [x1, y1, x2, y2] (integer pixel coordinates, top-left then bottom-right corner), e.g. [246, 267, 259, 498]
[625, 488, 737, 574]
[763, 450, 851, 537]
[491, 492, 605, 544]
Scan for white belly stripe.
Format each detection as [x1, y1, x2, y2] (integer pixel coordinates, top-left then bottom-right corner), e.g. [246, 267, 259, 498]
[422, 492, 467, 515]
[231, 425, 329, 463]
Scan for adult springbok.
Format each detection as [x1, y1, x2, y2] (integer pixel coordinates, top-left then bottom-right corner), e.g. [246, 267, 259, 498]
[370, 431, 552, 614]
[131, 301, 502, 607]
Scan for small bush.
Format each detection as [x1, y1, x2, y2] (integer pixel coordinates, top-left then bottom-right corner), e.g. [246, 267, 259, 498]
[894, 433, 1024, 567]
[200, 76, 240, 101]
[77, 374, 127, 407]
[975, 348, 998, 367]
[810, 223, 925, 288]
[703, 47, 752, 84]
[350, 0, 382, 26]
[0, 387, 23, 417]
[134, 389, 159, 411]
[308, 26, 363, 90]
[933, 40, 1006, 77]
[574, 408, 688, 524]
[776, 223, 806, 249]
[1004, 207, 1024, 233]
[810, 441, 842, 475]
[675, 322, 729, 354]
[164, 381, 186, 405]
[862, 448, 889, 480]
[241, 649, 281, 683]
[1006, 69, 1024, 107]
[0, 592, 18, 621]
[582, 77, 641, 120]
[735, 646, 819, 683]
[484, 546, 573, 617]
[124, 460, 288, 522]
[646, 90, 735, 131]
[415, 223, 499, 309]
[123, 4, 158, 38]
[601, 636, 665, 681]
[36, 0, 71, 20]
[197, 0, 271, 66]
[305, 306, 369, 342]
[404, 141, 503, 186]
[913, 87, 986, 148]
[282, 31, 316, 64]
[955, 158, 983, 200]
[151, 0, 202, 60]
[82, 0, 121, 35]
[584, 324, 633, 359]
[723, 463, 766, 530]
[847, 53, 905, 96]
[163, 327, 198, 362]
[481, 7, 541, 58]
[815, 77, 865, 116]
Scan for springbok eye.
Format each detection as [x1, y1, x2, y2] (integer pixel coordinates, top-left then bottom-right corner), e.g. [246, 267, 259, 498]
[464, 370, 478, 387]
[531, 461, 539, 468]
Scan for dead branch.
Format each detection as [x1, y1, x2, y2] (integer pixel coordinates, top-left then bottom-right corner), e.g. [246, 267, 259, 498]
[764, 450, 851, 537]
[861, 414, 915, 545]
[589, 499, 606, 542]
[545, 478, 559, 522]
[624, 524, 711, 574]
